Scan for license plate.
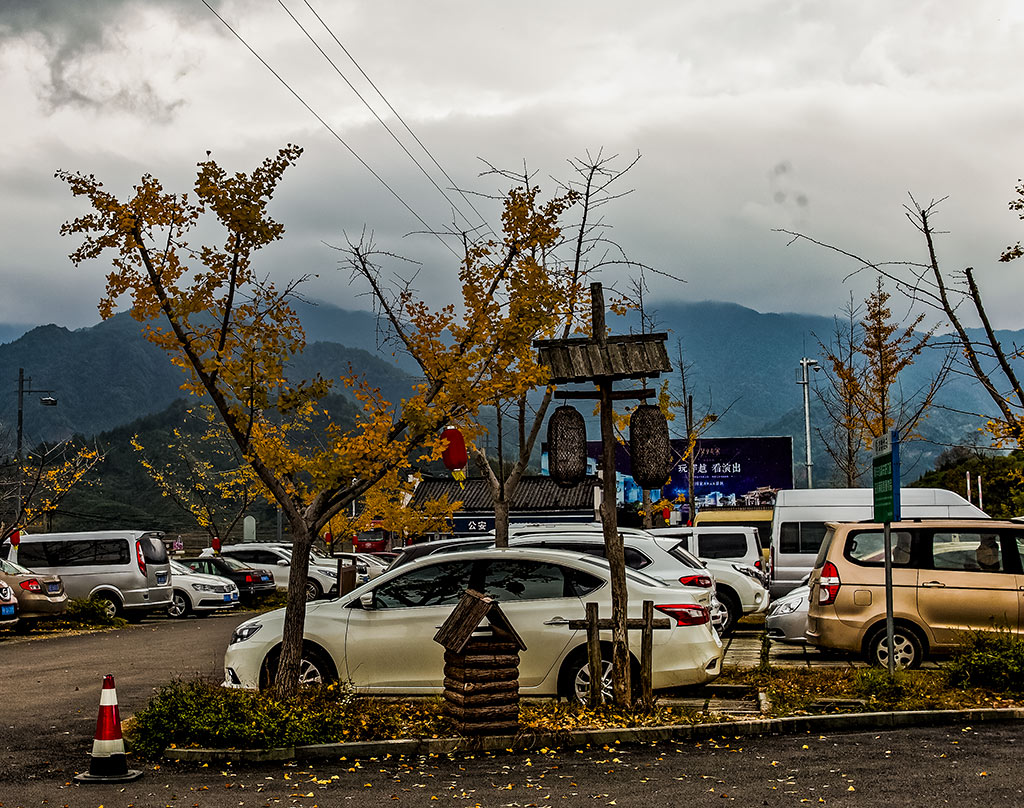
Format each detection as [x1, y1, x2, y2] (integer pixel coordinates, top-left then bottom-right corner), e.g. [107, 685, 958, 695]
[223, 594, 232, 602]
[46, 583, 60, 594]
[156, 573, 168, 585]
[261, 575, 271, 582]
[231, 593, 239, 601]
[1, 605, 13, 617]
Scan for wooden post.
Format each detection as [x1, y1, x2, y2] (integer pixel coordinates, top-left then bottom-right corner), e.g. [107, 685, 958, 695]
[586, 601, 602, 707]
[640, 600, 654, 708]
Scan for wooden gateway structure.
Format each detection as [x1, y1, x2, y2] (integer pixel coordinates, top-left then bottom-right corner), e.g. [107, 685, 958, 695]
[433, 590, 527, 736]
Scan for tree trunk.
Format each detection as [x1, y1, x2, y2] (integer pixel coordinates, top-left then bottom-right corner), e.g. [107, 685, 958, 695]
[273, 519, 315, 696]
[641, 488, 653, 529]
[493, 498, 510, 548]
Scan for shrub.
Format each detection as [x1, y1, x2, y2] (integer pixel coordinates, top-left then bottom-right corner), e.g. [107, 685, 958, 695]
[127, 679, 454, 759]
[946, 628, 1024, 692]
[853, 667, 906, 706]
[33, 597, 128, 630]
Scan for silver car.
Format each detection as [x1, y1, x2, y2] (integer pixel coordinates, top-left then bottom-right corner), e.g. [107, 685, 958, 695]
[766, 577, 810, 644]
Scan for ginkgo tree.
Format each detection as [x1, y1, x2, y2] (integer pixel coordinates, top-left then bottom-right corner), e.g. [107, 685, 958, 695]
[58, 145, 586, 695]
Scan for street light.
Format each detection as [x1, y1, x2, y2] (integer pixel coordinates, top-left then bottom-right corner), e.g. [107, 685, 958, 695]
[797, 358, 818, 488]
[16, 368, 58, 462]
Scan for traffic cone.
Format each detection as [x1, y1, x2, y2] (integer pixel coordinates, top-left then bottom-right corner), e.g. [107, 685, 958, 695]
[73, 674, 143, 783]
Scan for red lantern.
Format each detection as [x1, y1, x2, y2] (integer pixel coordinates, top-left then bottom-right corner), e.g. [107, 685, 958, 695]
[10, 531, 20, 547]
[212, 536, 222, 553]
[324, 531, 333, 547]
[440, 426, 468, 470]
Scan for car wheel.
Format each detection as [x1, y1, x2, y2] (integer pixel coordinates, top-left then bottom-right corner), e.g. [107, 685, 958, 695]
[262, 645, 336, 689]
[94, 595, 121, 621]
[865, 623, 924, 669]
[717, 590, 741, 636]
[304, 579, 322, 601]
[167, 590, 191, 619]
[558, 647, 618, 703]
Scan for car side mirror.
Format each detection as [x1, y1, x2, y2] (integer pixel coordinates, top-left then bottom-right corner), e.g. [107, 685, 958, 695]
[360, 591, 375, 610]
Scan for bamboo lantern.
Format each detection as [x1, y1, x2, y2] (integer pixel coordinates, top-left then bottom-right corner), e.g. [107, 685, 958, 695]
[547, 405, 588, 487]
[629, 404, 672, 490]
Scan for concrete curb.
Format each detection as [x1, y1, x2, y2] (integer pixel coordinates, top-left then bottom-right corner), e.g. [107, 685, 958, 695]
[162, 707, 1024, 764]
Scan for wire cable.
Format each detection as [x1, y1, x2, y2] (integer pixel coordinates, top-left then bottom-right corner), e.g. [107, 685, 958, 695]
[301, 0, 496, 240]
[200, 0, 461, 259]
[280, 0, 494, 239]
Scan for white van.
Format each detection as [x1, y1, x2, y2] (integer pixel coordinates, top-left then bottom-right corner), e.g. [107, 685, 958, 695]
[769, 488, 987, 596]
[4, 530, 173, 619]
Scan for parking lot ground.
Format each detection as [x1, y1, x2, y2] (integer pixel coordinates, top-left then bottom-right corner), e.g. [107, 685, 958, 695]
[722, 622, 939, 670]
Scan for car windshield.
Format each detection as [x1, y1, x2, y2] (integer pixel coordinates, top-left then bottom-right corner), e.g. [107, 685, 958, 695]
[220, 556, 252, 571]
[664, 542, 705, 569]
[169, 560, 190, 575]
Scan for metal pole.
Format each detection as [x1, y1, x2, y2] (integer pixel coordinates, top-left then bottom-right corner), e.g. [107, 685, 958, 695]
[883, 521, 895, 676]
[16, 368, 25, 463]
[798, 358, 817, 488]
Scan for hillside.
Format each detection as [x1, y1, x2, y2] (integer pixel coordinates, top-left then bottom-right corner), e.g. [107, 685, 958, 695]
[1, 299, 1017, 491]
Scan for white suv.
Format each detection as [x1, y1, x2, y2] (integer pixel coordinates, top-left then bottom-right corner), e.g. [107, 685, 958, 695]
[214, 543, 337, 600]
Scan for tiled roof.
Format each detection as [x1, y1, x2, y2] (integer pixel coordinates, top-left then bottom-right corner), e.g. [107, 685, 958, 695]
[409, 475, 598, 513]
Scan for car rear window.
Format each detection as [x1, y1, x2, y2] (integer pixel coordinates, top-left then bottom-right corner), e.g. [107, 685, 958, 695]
[696, 532, 749, 559]
[141, 536, 168, 564]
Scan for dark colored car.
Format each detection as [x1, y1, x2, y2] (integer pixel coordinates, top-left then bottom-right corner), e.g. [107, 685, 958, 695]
[179, 556, 275, 601]
[386, 537, 493, 570]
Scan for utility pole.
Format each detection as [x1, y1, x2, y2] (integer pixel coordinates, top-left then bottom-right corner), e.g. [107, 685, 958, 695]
[798, 357, 818, 488]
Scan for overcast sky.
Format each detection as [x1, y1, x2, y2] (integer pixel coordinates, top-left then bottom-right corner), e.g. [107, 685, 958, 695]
[4, 0, 1024, 333]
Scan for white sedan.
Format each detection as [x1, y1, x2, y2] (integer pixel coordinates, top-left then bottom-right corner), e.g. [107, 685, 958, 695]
[167, 559, 239, 618]
[224, 548, 723, 701]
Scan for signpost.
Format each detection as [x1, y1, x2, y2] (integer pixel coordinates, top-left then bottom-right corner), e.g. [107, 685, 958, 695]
[872, 430, 901, 675]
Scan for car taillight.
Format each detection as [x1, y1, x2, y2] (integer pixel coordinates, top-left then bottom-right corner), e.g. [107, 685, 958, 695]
[818, 560, 841, 606]
[135, 540, 146, 576]
[678, 574, 713, 588]
[655, 603, 710, 626]
[19, 579, 42, 593]
[245, 574, 253, 583]
[754, 559, 762, 569]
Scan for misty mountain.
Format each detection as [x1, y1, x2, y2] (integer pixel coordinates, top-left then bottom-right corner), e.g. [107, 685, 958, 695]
[0, 299, 1015, 485]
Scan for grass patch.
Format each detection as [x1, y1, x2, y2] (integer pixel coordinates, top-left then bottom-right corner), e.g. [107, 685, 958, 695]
[30, 597, 128, 632]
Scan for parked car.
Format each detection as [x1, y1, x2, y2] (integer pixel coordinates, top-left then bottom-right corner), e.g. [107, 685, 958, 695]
[3, 531, 171, 620]
[766, 576, 810, 645]
[166, 559, 240, 618]
[806, 518, 1020, 668]
[0, 580, 18, 629]
[647, 525, 768, 585]
[213, 543, 338, 600]
[259, 542, 388, 584]
[386, 536, 493, 569]
[770, 487, 987, 596]
[179, 555, 276, 602]
[0, 557, 68, 625]
[224, 547, 723, 699]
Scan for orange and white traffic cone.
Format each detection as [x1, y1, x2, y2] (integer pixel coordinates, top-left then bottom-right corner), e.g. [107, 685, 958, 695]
[73, 674, 143, 783]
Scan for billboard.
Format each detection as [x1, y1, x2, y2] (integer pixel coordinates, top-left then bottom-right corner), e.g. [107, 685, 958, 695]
[544, 436, 792, 508]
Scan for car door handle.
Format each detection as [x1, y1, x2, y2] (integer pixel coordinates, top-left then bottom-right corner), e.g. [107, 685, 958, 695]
[921, 581, 946, 588]
[544, 617, 570, 626]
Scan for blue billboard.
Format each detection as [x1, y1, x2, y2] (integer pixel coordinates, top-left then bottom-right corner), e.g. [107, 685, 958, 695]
[544, 436, 792, 507]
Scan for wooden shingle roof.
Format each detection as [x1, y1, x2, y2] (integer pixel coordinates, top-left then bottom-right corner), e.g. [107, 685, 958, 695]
[409, 475, 597, 513]
[534, 333, 671, 383]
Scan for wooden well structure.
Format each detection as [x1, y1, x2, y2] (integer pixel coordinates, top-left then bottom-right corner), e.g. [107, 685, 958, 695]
[433, 589, 527, 736]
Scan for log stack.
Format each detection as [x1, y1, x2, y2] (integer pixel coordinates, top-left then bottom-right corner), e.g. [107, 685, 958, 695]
[434, 590, 527, 736]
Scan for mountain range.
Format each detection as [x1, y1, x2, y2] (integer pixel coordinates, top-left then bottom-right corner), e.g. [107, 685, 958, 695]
[0, 298, 1013, 486]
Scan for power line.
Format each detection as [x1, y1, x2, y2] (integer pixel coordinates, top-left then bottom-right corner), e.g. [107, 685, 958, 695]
[200, 0, 461, 260]
[300, 0, 496, 240]
[279, 0, 494, 240]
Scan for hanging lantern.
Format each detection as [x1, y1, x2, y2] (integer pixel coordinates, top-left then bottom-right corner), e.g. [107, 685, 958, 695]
[547, 405, 588, 487]
[440, 426, 468, 471]
[630, 404, 672, 490]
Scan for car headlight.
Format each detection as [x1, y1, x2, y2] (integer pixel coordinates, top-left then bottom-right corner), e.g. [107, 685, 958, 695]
[771, 598, 801, 615]
[321, 569, 338, 579]
[230, 623, 263, 645]
[190, 583, 215, 592]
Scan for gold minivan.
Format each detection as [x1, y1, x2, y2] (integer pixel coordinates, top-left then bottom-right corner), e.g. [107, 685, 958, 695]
[806, 519, 1023, 668]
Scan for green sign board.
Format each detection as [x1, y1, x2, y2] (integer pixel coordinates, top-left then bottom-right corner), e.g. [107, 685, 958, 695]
[872, 430, 901, 523]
